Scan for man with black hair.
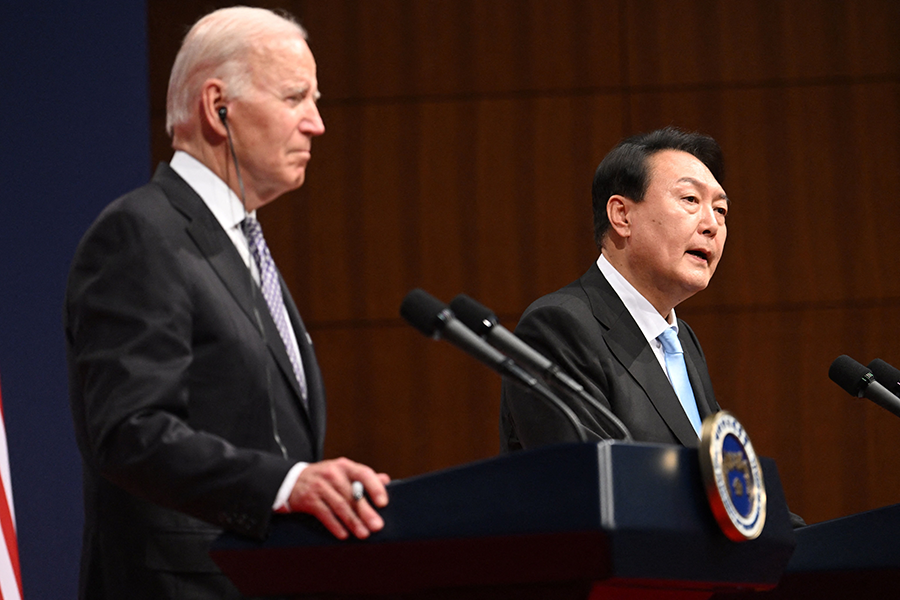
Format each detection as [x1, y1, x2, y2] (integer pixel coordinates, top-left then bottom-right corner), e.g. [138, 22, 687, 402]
[501, 127, 728, 450]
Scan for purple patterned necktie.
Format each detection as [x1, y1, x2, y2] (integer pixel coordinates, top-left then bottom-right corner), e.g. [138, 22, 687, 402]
[241, 217, 308, 403]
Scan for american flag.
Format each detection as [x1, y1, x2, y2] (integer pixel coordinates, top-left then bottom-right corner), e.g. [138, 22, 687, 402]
[0, 381, 22, 599]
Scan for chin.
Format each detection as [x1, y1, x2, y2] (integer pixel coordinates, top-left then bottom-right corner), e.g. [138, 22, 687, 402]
[687, 279, 711, 294]
[678, 274, 711, 296]
[279, 173, 306, 193]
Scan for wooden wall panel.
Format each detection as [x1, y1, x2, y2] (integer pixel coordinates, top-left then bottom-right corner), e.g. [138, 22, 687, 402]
[313, 326, 502, 478]
[625, 0, 900, 86]
[299, 0, 623, 100]
[147, 0, 900, 525]
[263, 94, 624, 323]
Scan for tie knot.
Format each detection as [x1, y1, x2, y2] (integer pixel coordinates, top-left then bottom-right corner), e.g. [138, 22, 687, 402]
[658, 327, 683, 355]
[241, 217, 263, 242]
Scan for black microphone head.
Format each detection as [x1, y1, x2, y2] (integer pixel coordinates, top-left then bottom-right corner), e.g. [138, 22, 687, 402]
[829, 355, 874, 397]
[868, 358, 900, 396]
[400, 289, 452, 338]
[218, 106, 228, 123]
[449, 294, 498, 336]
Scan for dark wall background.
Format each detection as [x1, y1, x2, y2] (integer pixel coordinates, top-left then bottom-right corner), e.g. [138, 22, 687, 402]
[149, 0, 900, 526]
[0, 1, 149, 597]
[2, 0, 899, 597]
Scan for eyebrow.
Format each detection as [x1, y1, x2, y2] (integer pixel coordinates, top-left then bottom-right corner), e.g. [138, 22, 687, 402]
[676, 177, 729, 203]
[283, 83, 320, 99]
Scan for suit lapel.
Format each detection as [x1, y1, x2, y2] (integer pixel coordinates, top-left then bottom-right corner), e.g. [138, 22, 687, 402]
[281, 282, 326, 453]
[681, 327, 718, 420]
[152, 165, 309, 414]
[581, 265, 701, 447]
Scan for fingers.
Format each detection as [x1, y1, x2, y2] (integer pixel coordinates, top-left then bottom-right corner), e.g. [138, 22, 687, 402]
[352, 467, 390, 508]
[288, 458, 390, 540]
[351, 480, 365, 501]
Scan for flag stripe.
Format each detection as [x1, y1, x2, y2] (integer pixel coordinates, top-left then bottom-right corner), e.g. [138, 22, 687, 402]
[0, 392, 12, 526]
[0, 479, 21, 599]
[0, 382, 22, 599]
[0, 532, 20, 600]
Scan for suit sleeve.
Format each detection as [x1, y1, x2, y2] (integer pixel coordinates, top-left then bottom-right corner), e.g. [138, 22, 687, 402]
[65, 204, 293, 539]
[500, 298, 619, 451]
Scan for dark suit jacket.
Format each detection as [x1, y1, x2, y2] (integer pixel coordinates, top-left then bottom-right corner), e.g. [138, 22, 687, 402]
[501, 263, 720, 451]
[65, 164, 326, 599]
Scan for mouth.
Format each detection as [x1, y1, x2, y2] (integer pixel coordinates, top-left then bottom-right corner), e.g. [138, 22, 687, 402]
[686, 249, 711, 264]
[290, 150, 312, 163]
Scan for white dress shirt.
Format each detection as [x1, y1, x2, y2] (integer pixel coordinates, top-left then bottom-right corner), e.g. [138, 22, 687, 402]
[596, 254, 678, 379]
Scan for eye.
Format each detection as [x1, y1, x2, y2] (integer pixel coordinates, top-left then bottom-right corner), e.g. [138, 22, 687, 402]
[683, 195, 698, 204]
[715, 206, 728, 217]
[285, 86, 315, 105]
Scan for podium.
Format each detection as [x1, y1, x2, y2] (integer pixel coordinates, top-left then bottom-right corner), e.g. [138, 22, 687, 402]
[211, 442, 797, 599]
[722, 503, 900, 599]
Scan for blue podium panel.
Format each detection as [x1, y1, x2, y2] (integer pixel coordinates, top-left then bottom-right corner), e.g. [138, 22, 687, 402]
[786, 503, 900, 572]
[211, 442, 796, 599]
[722, 503, 900, 600]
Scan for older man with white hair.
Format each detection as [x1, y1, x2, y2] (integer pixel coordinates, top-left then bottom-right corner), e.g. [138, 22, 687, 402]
[65, 7, 389, 599]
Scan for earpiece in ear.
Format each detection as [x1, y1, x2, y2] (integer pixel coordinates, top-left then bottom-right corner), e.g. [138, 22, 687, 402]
[218, 106, 228, 123]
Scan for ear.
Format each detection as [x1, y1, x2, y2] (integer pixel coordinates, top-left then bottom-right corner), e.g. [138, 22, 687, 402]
[199, 79, 228, 138]
[606, 194, 632, 238]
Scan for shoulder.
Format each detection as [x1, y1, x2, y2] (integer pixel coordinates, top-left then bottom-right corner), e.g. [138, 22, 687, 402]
[81, 176, 169, 236]
[65, 174, 196, 308]
[518, 278, 589, 327]
[512, 277, 607, 360]
[518, 263, 621, 332]
[676, 317, 707, 360]
[74, 164, 202, 260]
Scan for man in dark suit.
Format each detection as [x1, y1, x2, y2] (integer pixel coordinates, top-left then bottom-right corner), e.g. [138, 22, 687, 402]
[502, 127, 728, 450]
[65, 7, 388, 599]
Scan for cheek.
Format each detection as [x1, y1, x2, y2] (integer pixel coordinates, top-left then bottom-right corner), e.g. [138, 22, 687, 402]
[714, 227, 727, 252]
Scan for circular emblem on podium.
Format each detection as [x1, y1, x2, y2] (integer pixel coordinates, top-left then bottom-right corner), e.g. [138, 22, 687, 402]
[699, 412, 766, 541]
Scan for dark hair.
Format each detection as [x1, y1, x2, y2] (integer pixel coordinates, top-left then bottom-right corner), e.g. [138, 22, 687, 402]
[591, 126, 724, 248]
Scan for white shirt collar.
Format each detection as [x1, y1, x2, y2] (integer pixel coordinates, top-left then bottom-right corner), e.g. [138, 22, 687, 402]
[596, 253, 677, 346]
[169, 151, 256, 273]
[169, 150, 255, 230]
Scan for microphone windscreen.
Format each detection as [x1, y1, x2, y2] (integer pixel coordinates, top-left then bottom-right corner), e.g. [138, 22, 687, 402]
[868, 359, 900, 395]
[400, 289, 448, 337]
[828, 355, 871, 396]
[449, 294, 496, 336]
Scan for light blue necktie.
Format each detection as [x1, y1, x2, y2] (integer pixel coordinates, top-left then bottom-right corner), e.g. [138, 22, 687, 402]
[241, 217, 308, 405]
[658, 327, 702, 436]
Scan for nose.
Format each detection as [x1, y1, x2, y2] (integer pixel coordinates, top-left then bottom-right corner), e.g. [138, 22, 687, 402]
[699, 204, 720, 236]
[301, 102, 325, 137]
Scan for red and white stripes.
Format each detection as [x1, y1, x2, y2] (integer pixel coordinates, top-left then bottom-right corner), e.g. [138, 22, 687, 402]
[0, 383, 22, 600]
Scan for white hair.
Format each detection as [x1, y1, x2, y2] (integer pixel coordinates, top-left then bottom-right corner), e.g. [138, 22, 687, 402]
[165, 6, 307, 136]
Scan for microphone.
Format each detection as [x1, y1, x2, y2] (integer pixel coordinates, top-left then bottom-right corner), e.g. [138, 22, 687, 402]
[868, 358, 900, 399]
[449, 294, 632, 441]
[828, 355, 900, 419]
[400, 289, 587, 442]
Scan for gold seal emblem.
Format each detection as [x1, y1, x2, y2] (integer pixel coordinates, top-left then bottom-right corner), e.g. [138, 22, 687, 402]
[699, 412, 767, 541]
